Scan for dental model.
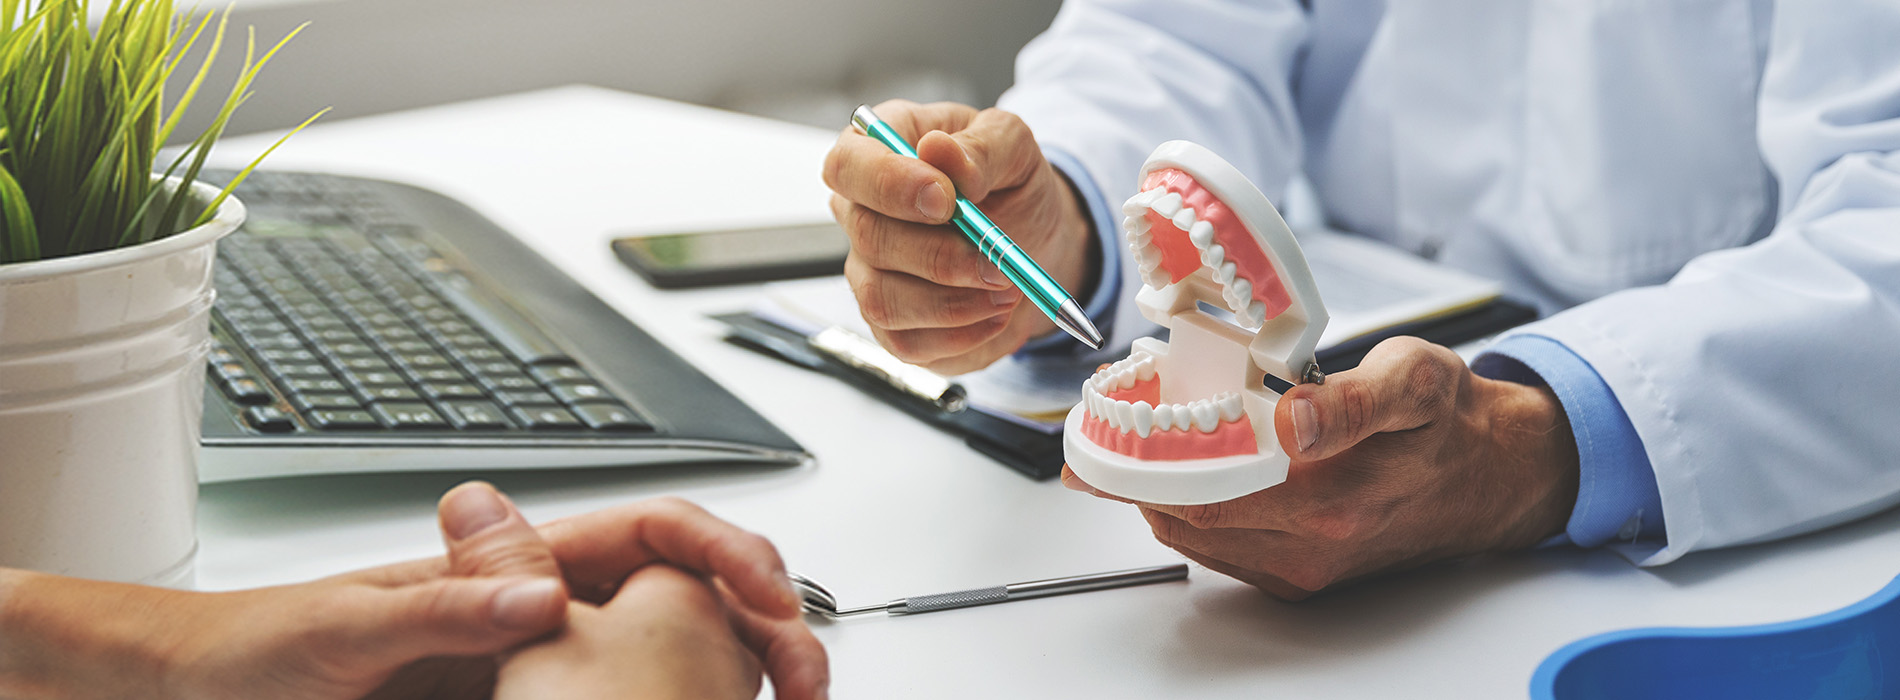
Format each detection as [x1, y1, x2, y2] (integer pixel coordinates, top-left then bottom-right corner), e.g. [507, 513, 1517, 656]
[1063, 141, 1329, 505]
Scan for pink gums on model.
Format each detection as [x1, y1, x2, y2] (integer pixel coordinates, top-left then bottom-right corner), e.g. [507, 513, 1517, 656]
[1082, 371, 1258, 460]
[1140, 168, 1292, 320]
[1079, 411, 1257, 460]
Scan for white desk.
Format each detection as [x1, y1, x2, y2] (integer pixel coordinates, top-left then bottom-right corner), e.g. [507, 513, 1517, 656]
[198, 85, 1900, 699]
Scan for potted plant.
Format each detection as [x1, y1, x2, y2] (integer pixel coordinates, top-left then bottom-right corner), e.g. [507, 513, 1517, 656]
[0, 0, 319, 586]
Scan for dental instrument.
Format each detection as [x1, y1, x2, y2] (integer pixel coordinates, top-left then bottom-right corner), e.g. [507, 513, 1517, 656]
[849, 105, 1104, 350]
[789, 563, 1189, 619]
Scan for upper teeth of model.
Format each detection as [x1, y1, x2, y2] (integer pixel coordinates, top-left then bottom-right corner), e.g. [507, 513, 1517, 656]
[1082, 351, 1245, 438]
[1120, 187, 1270, 329]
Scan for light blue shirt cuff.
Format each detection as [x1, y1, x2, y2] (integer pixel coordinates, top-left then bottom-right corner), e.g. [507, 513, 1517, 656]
[1471, 335, 1666, 549]
[1017, 147, 1121, 356]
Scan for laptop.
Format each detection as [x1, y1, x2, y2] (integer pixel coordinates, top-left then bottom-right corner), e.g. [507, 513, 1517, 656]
[198, 169, 807, 482]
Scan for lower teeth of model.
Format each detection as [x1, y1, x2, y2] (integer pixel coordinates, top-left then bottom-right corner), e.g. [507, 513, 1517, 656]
[1090, 390, 1244, 438]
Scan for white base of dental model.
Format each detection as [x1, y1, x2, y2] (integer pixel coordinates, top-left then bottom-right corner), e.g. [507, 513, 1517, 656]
[1064, 141, 1329, 506]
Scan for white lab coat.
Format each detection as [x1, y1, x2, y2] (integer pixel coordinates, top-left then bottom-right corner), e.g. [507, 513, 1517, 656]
[998, 0, 1900, 565]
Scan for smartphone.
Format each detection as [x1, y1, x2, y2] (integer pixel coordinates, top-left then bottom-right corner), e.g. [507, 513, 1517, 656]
[611, 222, 850, 289]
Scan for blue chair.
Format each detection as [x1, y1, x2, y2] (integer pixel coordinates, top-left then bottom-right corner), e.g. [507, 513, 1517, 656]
[1533, 572, 1900, 699]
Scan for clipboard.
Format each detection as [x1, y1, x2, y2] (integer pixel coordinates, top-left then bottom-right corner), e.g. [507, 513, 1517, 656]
[713, 312, 1065, 479]
[713, 295, 1538, 482]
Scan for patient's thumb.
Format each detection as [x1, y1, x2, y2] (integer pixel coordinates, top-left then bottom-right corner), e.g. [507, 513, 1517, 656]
[438, 481, 564, 580]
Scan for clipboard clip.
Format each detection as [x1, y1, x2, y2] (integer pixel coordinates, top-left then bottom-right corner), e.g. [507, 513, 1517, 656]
[808, 326, 968, 413]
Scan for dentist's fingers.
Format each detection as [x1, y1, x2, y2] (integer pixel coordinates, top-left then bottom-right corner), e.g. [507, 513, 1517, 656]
[823, 133, 955, 224]
[867, 314, 1014, 369]
[844, 254, 1019, 332]
[1059, 465, 1134, 504]
[1163, 541, 1316, 602]
[915, 108, 1044, 203]
[821, 100, 978, 225]
[1275, 336, 1464, 462]
[866, 99, 979, 145]
[830, 194, 1012, 291]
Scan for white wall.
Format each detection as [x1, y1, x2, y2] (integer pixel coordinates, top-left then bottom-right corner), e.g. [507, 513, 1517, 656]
[179, 0, 1063, 137]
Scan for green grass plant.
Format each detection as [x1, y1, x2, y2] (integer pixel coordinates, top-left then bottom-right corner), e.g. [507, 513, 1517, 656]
[0, 0, 324, 264]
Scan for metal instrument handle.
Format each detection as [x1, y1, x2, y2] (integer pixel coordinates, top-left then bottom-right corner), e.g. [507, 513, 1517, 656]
[887, 563, 1189, 615]
[1007, 563, 1190, 600]
[890, 585, 1009, 615]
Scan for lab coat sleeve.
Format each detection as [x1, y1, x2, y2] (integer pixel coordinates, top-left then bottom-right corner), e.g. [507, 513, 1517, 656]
[1494, 0, 1900, 565]
[996, 0, 1310, 362]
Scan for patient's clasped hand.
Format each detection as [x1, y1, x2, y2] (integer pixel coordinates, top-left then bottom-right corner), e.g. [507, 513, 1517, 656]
[0, 482, 828, 700]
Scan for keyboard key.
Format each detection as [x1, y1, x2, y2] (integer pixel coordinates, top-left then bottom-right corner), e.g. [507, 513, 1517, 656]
[442, 333, 491, 349]
[495, 390, 559, 407]
[257, 348, 319, 364]
[270, 362, 334, 379]
[440, 400, 512, 429]
[551, 382, 615, 404]
[220, 377, 274, 405]
[233, 319, 291, 336]
[528, 364, 592, 385]
[334, 356, 395, 374]
[243, 406, 297, 433]
[285, 377, 348, 394]
[479, 374, 539, 392]
[360, 311, 406, 328]
[421, 382, 486, 400]
[294, 393, 362, 411]
[371, 326, 423, 343]
[307, 409, 383, 430]
[213, 362, 253, 382]
[245, 334, 306, 350]
[456, 345, 507, 363]
[405, 367, 461, 382]
[371, 402, 448, 429]
[359, 385, 423, 403]
[295, 315, 350, 332]
[313, 328, 364, 344]
[395, 353, 452, 370]
[348, 370, 409, 388]
[466, 360, 522, 376]
[433, 320, 475, 336]
[325, 341, 377, 357]
[510, 406, 584, 430]
[571, 403, 650, 432]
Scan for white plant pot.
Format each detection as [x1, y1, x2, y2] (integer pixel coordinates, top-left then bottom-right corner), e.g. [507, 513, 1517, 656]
[0, 180, 244, 587]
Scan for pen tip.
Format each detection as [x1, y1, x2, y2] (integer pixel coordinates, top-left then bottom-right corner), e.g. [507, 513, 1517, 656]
[1054, 299, 1104, 350]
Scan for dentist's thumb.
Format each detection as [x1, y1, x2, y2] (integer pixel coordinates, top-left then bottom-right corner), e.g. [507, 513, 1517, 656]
[1276, 337, 1461, 461]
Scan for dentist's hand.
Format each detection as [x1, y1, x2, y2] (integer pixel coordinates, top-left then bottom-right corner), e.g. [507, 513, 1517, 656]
[1064, 337, 1581, 600]
[822, 100, 1098, 375]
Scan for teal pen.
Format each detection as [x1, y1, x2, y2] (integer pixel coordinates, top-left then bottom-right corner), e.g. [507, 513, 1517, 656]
[850, 105, 1104, 350]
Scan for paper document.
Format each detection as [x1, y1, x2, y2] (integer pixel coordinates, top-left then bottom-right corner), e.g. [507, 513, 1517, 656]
[1295, 228, 1501, 348]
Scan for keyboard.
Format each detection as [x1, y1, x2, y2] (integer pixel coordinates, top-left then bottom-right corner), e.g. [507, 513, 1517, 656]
[199, 170, 807, 481]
